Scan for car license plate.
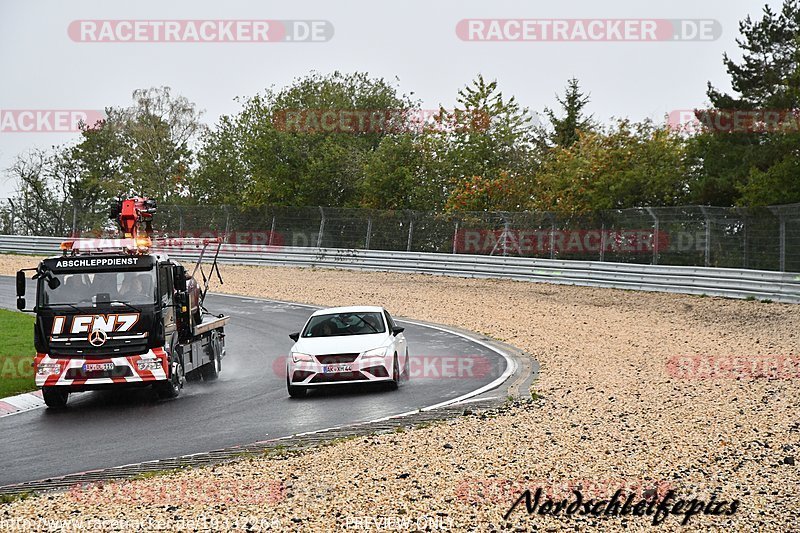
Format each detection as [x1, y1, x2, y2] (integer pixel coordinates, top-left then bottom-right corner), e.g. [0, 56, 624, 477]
[83, 363, 114, 372]
[322, 364, 352, 373]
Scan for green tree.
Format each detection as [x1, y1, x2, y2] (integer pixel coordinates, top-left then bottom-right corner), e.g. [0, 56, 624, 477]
[193, 72, 418, 208]
[688, 0, 800, 206]
[533, 120, 689, 215]
[440, 75, 539, 211]
[72, 87, 204, 205]
[544, 78, 594, 148]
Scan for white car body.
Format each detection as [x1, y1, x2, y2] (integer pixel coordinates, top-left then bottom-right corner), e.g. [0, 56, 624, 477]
[286, 306, 409, 396]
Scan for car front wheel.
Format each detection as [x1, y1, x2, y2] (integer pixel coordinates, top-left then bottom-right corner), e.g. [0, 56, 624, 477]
[387, 354, 400, 390]
[287, 375, 306, 398]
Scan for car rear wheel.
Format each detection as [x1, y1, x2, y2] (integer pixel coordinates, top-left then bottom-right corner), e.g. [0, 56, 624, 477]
[42, 387, 69, 409]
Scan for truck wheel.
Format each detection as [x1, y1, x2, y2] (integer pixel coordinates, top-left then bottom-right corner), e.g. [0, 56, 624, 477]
[200, 331, 223, 382]
[155, 345, 184, 399]
[42, 387, 69, 409]
[287, 376, 306, 398]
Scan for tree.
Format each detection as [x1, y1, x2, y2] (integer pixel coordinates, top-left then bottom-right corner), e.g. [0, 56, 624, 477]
[72, 87, 204, 204]
[532, 120, 690, 215]
[544, 78, 594, 148]
[440, 75, 539, 211]
[193, 72, 418, 208]
[688, 0, 800, 206]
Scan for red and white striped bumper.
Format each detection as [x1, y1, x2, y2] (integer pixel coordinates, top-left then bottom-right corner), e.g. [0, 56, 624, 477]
[34, 348, 168, 388]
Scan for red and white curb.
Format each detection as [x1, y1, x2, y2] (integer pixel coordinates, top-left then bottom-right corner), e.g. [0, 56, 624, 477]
[0, 390, 45, 418]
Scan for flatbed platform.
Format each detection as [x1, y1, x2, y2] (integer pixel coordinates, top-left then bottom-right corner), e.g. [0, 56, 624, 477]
[193, 315, 230, 336]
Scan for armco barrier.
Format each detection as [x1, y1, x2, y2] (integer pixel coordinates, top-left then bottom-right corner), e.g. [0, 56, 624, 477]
[1, 235, 798, 303]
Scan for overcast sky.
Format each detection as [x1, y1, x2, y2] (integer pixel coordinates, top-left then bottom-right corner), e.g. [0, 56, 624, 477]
[0, 0, 783, 197]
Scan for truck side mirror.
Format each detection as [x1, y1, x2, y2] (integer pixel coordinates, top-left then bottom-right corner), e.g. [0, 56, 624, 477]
[16, 297, 26, 311]
[173, 265, 187, 293]
[289, 332, 300, 342]
[16, 270, 25, 297]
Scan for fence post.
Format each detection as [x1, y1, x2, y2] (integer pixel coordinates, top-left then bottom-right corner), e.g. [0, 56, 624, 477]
[599, 222, 606, 262]
[779, 214, 786, 272]
[406, 217, 414, 252]
[741, 213, 748, 269]
[269, 215, 276, 246]
[316, 206, 325, 248]
[365, 217, 372, 250]
[452, 220, 460, 254]
[177, 206, 184, 236]
[646, 207, 659, 265]
[549, 215, 556, 260]
[223, 206, 231, 244]
[700, 206, 711, 267]
[71, 202, 78, 237]
[8, 199, 15, 235]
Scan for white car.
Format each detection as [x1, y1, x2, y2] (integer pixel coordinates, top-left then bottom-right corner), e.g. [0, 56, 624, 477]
[286, 306, 409, 397]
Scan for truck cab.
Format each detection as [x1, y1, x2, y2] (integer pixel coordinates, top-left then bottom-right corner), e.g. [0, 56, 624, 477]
[18, 238, 228, 408]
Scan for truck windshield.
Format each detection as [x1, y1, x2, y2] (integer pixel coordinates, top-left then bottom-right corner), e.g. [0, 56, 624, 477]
[41, 270, 157, 307]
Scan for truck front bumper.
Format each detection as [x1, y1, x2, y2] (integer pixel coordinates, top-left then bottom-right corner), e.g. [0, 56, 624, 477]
[34, 348, 168, 389]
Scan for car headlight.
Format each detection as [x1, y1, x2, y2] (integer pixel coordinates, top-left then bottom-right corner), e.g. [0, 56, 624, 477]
[137, 359, 162, 371]
[292, 352, 313, 363]
[362, 347, 390, 359]
[37, 363, 62, 376]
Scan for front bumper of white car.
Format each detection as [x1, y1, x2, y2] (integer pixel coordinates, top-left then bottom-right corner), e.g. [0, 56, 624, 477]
[287, 350, 394, 386]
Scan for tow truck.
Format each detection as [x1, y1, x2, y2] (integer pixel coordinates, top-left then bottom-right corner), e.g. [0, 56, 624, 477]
[15, 197, 229, 408]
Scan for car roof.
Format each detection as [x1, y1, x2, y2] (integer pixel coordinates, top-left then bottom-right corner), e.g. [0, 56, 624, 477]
[310, 305, 386, 317]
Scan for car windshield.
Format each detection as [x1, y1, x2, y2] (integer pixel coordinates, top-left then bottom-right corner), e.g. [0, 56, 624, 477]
[302, 312, 386, 338]
[41, 270, 157, 307]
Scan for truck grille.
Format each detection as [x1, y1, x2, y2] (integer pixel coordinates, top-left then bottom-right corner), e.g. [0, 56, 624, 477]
[49, 341, 149, 358]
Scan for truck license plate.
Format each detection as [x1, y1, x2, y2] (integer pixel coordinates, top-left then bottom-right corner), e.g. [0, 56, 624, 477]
[83, 363, 114, 372]
[322, 364, 352, 373]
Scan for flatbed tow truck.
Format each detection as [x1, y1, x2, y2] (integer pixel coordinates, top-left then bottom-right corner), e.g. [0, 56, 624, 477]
[15, 197, 229, 408]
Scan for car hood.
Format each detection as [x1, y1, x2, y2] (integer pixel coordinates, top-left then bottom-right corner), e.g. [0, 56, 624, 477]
[291, 333, 391, 355]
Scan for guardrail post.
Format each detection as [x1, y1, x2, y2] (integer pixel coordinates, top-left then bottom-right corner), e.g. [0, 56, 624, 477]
[646, 207, 659, 265]
[317, 206, 325, 248]
[365, 217, 372, 250]
[452, 220, 460, 254]
[700, 206, 711, 267]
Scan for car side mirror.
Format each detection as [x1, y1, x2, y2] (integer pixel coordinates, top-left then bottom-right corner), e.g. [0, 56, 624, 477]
[392, 326, 405, 336]
[16, 270, 26, 297]
[289, 332, 300, 342]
